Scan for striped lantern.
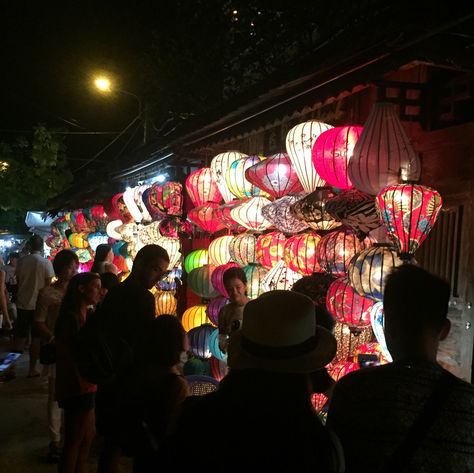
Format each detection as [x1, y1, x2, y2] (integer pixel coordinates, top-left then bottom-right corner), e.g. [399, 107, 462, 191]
[261, 195, 309, 234]
[155, 291, 177, 316]
[185, 167, 222, 206]
[229, 233, 257, 266]
[230, 196, 273, 232]
[188, 324, 215, 359]
[283, 232, 322, 276]
[210, 356, 229, 381]
[184, 249, 209, 273]
[262, 260, 303, 292]
[208, 236, 234, 267]
[156, 236, 181, 269]
[242, 264, 268, 299]
[226, 155, 268, 199]
[255, 231, 287, 269]
[211, 151, 248, 203]
[188, 266, 219, 299]
[333, 322, 374, 362]
[206, 296, 229, 325]
[212, 200, 248, 233]
[210, 263, 240, 297]
[181, 305, 212, 332]
[188, 203, 226, 234]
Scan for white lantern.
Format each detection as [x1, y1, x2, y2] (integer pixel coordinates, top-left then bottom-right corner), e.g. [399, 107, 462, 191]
[210, 151, 248, 203]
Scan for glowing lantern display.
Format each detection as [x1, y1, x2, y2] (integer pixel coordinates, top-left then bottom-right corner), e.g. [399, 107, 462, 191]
[226, 155, 268, 199]
[155, 292, 177, 316]
[317, 228, 375, 277]
[210, 263, 240, 297]
[328, 361, 359, 382]
[325, 189, 381, 239]
[284, 232, 321, 275]
[188, 266, 219, 299]
[138, 221, 161, 245]
[290, 187, 340, 231]
[370, 302, 392, 362]
[186, 167, 222, 206]
[188, 324, 215, 359]
[256, 231, 287, 269]
[188, 203, 226, 234]
[87, 233, 109, 252]
[376, 183, 442, 260]
[112, 193, 134, 223]
[242, 264, 268, 299]
[156, 236, 181, 269]
[245, 152, 304, 199]
[285, 120, 333, 192]
[326, 278, 375, 328]
[333, 322, 374, 362]
[208, 236, 234, 267]
[261, 195, 309, 234]
[206, 296, 229, 325]
[312, 126, 363, 190]
[68, 233, 89, 249]
[211, 151, 248, 203]
[348, 103, 421, 195]
[347, 244, 403, 301]
[212, 200, 248, 233]
[159, 217, 192, 238]
[210, 356, 229, 381]
[184, 249, 209, 273]
[262, 260, 302, 291]
[123, 186, 144, 222]
[209, 328, 227, 362]
[229, 233, 257, 266]
[181, 305, 212, 332]
[230, 197, 273, 232]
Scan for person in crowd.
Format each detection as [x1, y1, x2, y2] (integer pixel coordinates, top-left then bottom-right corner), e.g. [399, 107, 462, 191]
[34, 249, 79, 463]
[98, 272, 120, 304]
[0, 267, 12, 331]
[3, 252, 20, 326]
[217, 267, 251, 353]
[171, 290, 344, 473]
[91, 244, 118, 275]
[13, 234, 55, 377]
[95, 244, 170, 473]
[327, 265, 474, 473]
[55, 272, 102, 473]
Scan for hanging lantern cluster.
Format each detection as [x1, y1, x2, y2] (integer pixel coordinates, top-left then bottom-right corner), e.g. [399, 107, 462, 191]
[283, 232, 321, 276]
[226, 155, 268, 199]
[229, 233, 257, 266]
[186, 167, 222, 206]
[230, 196, 273, 232]
[211, 151, 248, 203]
[261, 194, 309, 234]
[256, 231, 286, 269]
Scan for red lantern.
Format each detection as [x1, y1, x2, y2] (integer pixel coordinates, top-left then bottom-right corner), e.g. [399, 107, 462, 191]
[245, 153, 304, 199]
[212, 200, 248, 233]
[206, 297, 229, 325]
[328, 361, 359, 382]
[256, 231, 286, 269]
[112, 193, 134, 223]
[159, 217, 192, 238]
[376, 183, 442, 260]
[210, 263, 240, 297]
[188, 203, 226, 234]
[186, 167, 222, 206]
[283, 232, 321, 275]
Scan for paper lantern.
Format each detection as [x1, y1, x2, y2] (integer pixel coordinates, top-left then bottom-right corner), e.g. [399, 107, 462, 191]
[181, 305, 212, 332]
[106, 220, 123, 240]
[328, 361, 359, 382]
[184, 249, 209, 273]
[208, 236, 234, 267]
[284, 232, 321, 275]
[186, 167, 222, 206]
[188, 265, 219, 299]
[230, 196, 273, 232]
[112, 193, 134, 223]
[159, 217, 192, 238]
[209, 328, 227, 362]
[188, 324, 215, 359]
[370, 302, 392, 362]
[262, 260, 303, 291]
[210, 356, 229, 381]
[285, 120, 333, 192]
[206, 297, 229, 326]
[255, 231, 287, 269]
[188, 203, 226, 234]
[333, 322, 374, 362]
[148, 181, 184, 216]
[87, 232, 109, 252]
[211, 151, 248, 203]
[229, 233, 257, 266]
[317, 228, 375, 277]
[261, 195, 309, 234]
[138, 222, 162, 245]
[348, 103, 421, 195]
[325, 189, 381, 239]
[290, 187, 340, 231]
[155, 292, 177, 316]
[326, 278, 375, 328]
[312, 126, 363, 190]
[226, 155, 268, 199]
[142, 187, 167, 221]
[347, 244, 403, 301]
[123, 186, 144, 222]
[212, 200, 248, 233]
[242, 264, 268, 299]
[135, 185, 152, 222]
[156, 236, 181, 269]
[210, 263, 240, 297]
[376, 183, 442, 260]
[68, 232, 89, 249]
[245, 152, 304, 198]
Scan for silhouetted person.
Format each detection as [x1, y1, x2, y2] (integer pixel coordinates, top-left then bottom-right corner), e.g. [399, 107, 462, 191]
[91, 244, 118, 275]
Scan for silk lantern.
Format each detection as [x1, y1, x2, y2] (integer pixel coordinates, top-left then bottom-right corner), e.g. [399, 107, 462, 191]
[312, 126, 363, 190]
[333, 322, 374, 362]
[261, 195, 309, 234]
[376, 183, 442, 260]
[262, 260, 302, 291]
[212, 200, 248, 233]
[188, 266, 219, 299]
[156, 236, 181, 269]
[186, 167, 222, 206]
[245, 152, 304, 198]
[181, 305, 212, 332]
[284, 232, 321, 275]
[347, 244, 403, 301]
[226, 155, 268, 199]
[106, 220, 123, 240]
[230, 197, 273, 232]
[348, 103, 421, 195]
[211, 151, 248, 203]
[285, 120, 333, 192]
[208, 236, 234, 267]
[209, 328, 227, 362]
[229, 233, 257, 266]
[138, 221, 161, 245]
[242, 264, 268, 299]
[256, 231, 286, 269]
[155, 292, 177, 316]
[184, 249, 209, 273]
[210, 263, 240, 297]
[206, 296, 229, 325]
[210, 356, 229, 381]
[328, 361, 359, 382]
[188, 203, 226, 234]
[188, 324, 214, 359]
[123, 186, 144, 223]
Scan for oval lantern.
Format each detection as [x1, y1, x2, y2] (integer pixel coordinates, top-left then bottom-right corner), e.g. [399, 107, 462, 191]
[348, 103, 421, 195]
[188, 203, 226, 234]
[206, 296, 229, 326]
[255, 231, 287, 269]
[333, 322, 374, 362]
[376, 183, 442, 260]
[212, 200, 248, 233]
[186, 167, 222, 206]
[210, 151, 248, 203]
[262, 260, 302, 292]
[285, 120, 333, 192]
[181, 305, 212, 332]
[261, 195, 309, 234]
[208, 236, 234, 267]
[155, 292, 177, 316]
[184, 249, 209, 273]
[210, 263, 240, 297]
[226, 155, 268, 199]
[328, 361, 359, 382]
[230, 196, 273, 232]
[188, 324, 215, 359]
[229, 233, 257, 266]
[156, 236, 181, 269]
[188, 266, 219, 299]
[209, 328, 227, 362]
[284, 232, 322, 276]
[242, 264, 268, 299]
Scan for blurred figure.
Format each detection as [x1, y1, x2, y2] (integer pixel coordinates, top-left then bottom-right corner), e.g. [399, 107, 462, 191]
[98, 272, 120, 303]
[91, 244, 118, 275]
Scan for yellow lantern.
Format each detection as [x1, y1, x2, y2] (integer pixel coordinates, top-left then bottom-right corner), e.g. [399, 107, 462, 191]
[155, 291, 177, 316]
[210, 151, 248, 203]
[181, 305, 213, 332]
[156, 236, 181, 269]
[226, 156, 269, 199]
[208, 235, 234, 267]
[230, 197, 273, 232]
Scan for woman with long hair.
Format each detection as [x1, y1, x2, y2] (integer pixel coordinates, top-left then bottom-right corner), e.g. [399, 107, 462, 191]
[55, 272, 102, 473]
[91, 244, 118, 275]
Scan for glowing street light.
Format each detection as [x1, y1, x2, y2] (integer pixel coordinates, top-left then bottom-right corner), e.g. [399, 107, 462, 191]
[94, 77, 111, 92]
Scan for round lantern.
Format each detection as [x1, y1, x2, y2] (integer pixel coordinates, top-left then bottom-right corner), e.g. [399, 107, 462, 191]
[326, 278, 375, 328]
[333, 322, 374, 362]
[285, 120, 333, 192]
[210, 263, 240, 297]
[208, 236, 234, 267]
[156, 236, 181, 269]
[376, 183, 442, 260]
[255, 231, 287, 269]
[209, 328, 227, 362]
[184, 249, 209, 273]
[210, 356, 229, 381]
[261, 195, 309, 234]
[210, 151, 248, 203]
[188, 203, 226, 234]
[185, 167, 222, 206]
[262, 260, 303, 292]
[159, 217, 192, 238]
[206, 296, 229, 326]
[317, 228, 375, 277]
[348, 103, 421, 195]
[230, 196, 273, 232]
[226, 155, 268, 199]
[229, 233, 257, 266]
[290, 187, 340, 231]
[347, 244, 404, 301]
[245, 152, 304, 199]
[212, 200, 248, 233]
[283, 232, 321, 276]
[242, 264, 268, 299]
[87, 232, 109, 252]
[328, 361, 359, 382]
[188, 324, 214, 359]
[312, 126, 363, 190]
[325, 189, 381, 239]
[155, 291, 177, 316]
[188, 265, 219, 299]
[181, 305, 212, 332]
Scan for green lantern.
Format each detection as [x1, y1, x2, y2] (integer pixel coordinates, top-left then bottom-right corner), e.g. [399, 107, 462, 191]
[184, 249, 209, 274]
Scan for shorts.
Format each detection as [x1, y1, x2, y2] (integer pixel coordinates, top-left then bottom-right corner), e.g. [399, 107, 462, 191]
[58, 392, 95, 411]
[15, 309, 38, 338]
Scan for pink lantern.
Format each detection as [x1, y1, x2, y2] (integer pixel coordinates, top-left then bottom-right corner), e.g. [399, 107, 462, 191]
[188, 203, 226, 234]
[230, 197, 273, 232]
[186, 167, 222, 206]
[206, 297, 229, 325]
[212, 200, 248, 233]
[210, 263, 240, 297]
[255, 231, 286, 269]
[283, 232, 321, 275]
[111, 193, 134, 223]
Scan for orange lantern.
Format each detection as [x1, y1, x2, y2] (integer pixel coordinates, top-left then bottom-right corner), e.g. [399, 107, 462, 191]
[155, 292, 177, 316]
[181, 305, 212, 332]
[283, 232, 321, 275]
[255, 231, 287, 269]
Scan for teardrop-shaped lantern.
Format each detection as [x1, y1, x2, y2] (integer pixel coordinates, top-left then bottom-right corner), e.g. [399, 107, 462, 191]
[262, 260, 303, 291]
[212, 200, 248, 233]
[210, 151, 248, 203]
[283, 232, 322, 275]
[255, 231, 287, 269]
[285, 120, 333, 192]
[261, 195, 309, 234]
[188, 265, 219, 299]
[181, 305, 212, 332]
[242, 264, 268, 299]
[184, 249, 209, 273]
[208, 236, 234, 267]
[188, 203, 226, 234]
[155, 291, 177, 316]
[230, 197, 273, 232]
[186, 167, 222, 206]
[229, 233, 257, 266]
[348, 103, 421, 195]
[245, 152, 304, 198]
[226, 155, 268, 199]
[376, 183, 442, 260]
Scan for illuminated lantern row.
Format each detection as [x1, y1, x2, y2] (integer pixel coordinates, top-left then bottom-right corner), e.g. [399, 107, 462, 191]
[242, 264, 268, 299]
[284, 232, 321, 276]
[188, 324, 214, 359]
[326, 278, 375, 328]
[317, 228, 375, 277]
[376, 183, 442, 260]
[333, 322, 374, 362]
[211, 151, 248, 203]
[348, 244, 403, 301]
[348, 103, 421, 196]
[256, 231, 286, 269]
[206, 296, 229, 325]
[155, 292, 177, 316]
[229, 233, 257, 266]
[186, 168, 222, 207]
[184, 249, 209, 273]
[230, 197, 273, 232]
[262, 260, 302, 291]
[312, 126, 363, 190]
[156, 236, 181, 269]
[188, 266, 219, 299]
[209, 328, 227, 362]
[261, 195, 309, 234]
[210, 263, 240, 297]
[328, 361, 359, 382]
[181, 305, 212, 332]
[245, 153, 303, 198]
[226, 155, 268, 199]
[208, 236, 233, 267]
[212, 200, 248, 233]
[188, 203, 225, 234]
